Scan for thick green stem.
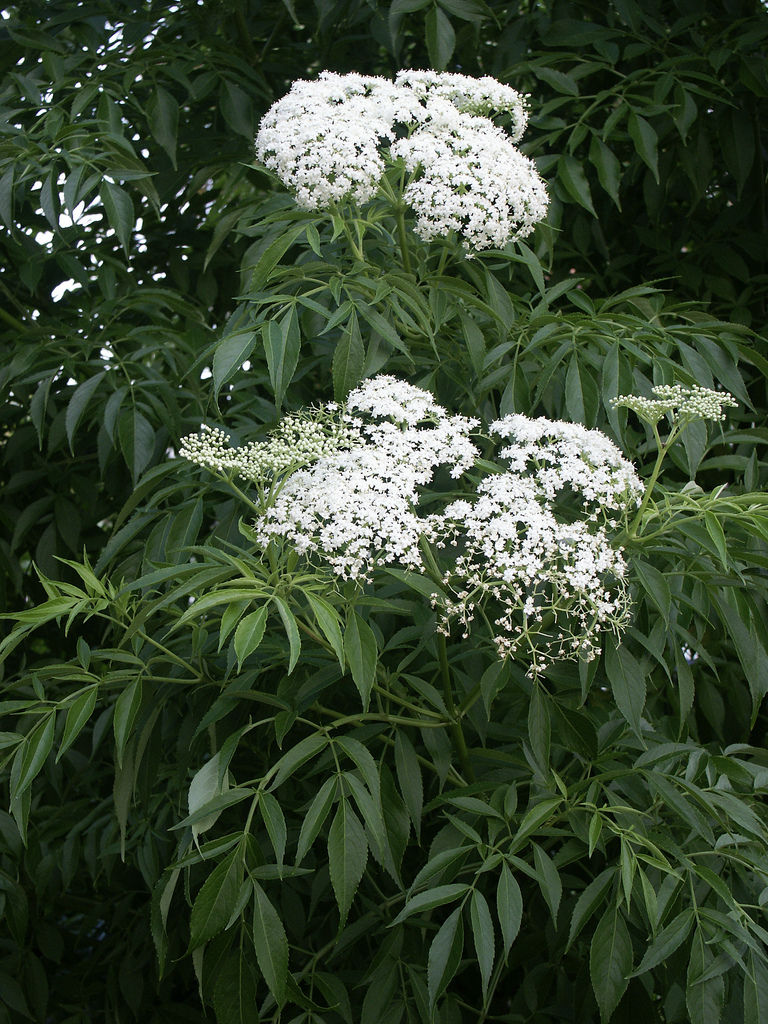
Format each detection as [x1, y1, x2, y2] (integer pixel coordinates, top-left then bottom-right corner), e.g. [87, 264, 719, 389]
[437, 633, 475, 782]
[395, 206, 413, 275]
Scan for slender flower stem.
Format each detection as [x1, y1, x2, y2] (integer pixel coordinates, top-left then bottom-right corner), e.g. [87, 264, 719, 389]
[627, 423, 679, 539]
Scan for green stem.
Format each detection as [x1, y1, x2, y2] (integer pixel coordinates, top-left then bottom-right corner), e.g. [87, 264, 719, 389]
[395, 206, 413, 275]
[437, 633, 475, 782]
[627, 423, 678, 539]
[0, 306, 26, 332]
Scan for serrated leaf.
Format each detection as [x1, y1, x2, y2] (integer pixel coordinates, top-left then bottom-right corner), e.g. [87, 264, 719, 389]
[590, 905, 632, 1023]
[425, 5, 455, 71]
[11, 714, 55, 802]
[589, 135, 622, 209]
[391, 884, 469, 927]
[627, 111, 659, 183]
[296, 776, 337, 865]
[234, 606, 269, 667]
[558, 154, 596, 216]
[113, 676, 142, 768]
[395, 731, 423, 840]
[344, 612, 377, 711]
[189, 849, 243, 949]
[533, 843, 561, 925]
[56, 685, 98, 762]
[213, 954, 259, 1024]
[147, 86, 179, 167]
[567, 868, 616, 950]
[272, 734, 327, 789]
[259, 791, 287, 870]
[686, 927, 724, 1024]
[427, 906, 463, 1009]
[100, 180, 134, 256]
[273, 597, 301, 674]
[328, 799, 367, 929]
[263, 307, 300, 411]
[213, 330, 258, 399]
[604, 642, 646, 737]
[306, 593, 345, 669]
[187, 751, 230, 842]
[118, 408, 155, 483]
[332, 311, 365, 401]
[470, 889, 494, 999]
[496, 862, 523, 957]
[65, 373, 106, 452]
[252, 881, 289, 1006]
[631, 909, 693, 977]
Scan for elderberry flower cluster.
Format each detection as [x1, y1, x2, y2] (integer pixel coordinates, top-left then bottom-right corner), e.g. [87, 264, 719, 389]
[255, 70, 548, 251]
[180, 378, 643, 674]
[611, 384, 737, 426]
[426, 417, 640, 673]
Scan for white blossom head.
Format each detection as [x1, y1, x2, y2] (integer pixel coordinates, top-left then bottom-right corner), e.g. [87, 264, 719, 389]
[612, 383, 737, 426]
[254, 70, 548, 251]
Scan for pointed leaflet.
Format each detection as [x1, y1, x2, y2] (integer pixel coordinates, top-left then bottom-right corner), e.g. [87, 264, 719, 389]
[344, 612, 377, 710]
[590, 905, 632, 1023]
[118, 408, 155, 483]
[332, 310, 365, 401]
[627, 112, 659, 183]
[273, 597, 301, 674]
[56, 685, 98, 762]
[558, 154, 596, 216]
[252, 881, 289, 1007]
[65, 373, 107, 451]
[630, 909, 693, 977]
[470, 890, 495, 1000]
[532, 843, 561, 925]
[427, 907, 464, 1010]
[686, 927, 724, 1024]
[187, 751, 230, 843]
[567, 868, 616, 950]
[11, 714, 55, 802]
[496, 862, 523, 957]
[147, 86, 179, 167]
[296, 777, 337, 865]
[213, 954, 259, 1024]
[189, 849, 243, 949]
[395, 731, 423, 839]
[233, 606, 269, 668]
[327, 798, 368, 928]
[305, 593, 345, 669]
[263, 307, 301, 412]
[589, 135, 622, 209]
[604, 641, 646, 737]
[100, 181, 134, 255]
[213, 331, 258, 399]
[258, 791, 287, 869]
[113, 676, 142, 768]
[425, 5, 455, 71]
[391, 884, 469, 927]
[744, 949, 768, 1024]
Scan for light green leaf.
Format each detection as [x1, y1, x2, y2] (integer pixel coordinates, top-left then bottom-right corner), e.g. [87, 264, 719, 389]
[234, 606, 269, 667]
[425, 4, 455, 71]
[604, 642, 646, 737]
[272, 734, 327, 789]
[533, 843, 561, 925]
[65, 373, 107, 452]
[11, 714, 55, 802]
[686, 927, 724, 1024]
[296, 777, 337, 865]
[395, 731, 423, 840]
[306, 593, 345, 669]
[558, 154, 597, 216]
[187, 751, 230, 842]
[113, 676, 142, 768]
[259, 791, 287, 870]
[332, 310, 365, 401]
[213, 330, 258, 399]
[496, 862, 523, 957]
[344, 612, 377, 711]
[57, 685, 98, 762]
[100, 180, 134, 256]
[263, 307, 301, 411]
[273, 597, 301, 673]
[631, 909, 693, 977]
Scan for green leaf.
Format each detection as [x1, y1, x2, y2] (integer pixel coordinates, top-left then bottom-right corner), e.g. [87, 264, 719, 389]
[100, 180, 134, 256]
[11, 714, 55, 802]
[0, 163, 14, 229]
[272, 734, 327, 788]
[558, 155, 597, 216]
[263, 307, 301, 412]
[147, 86, 179, 167]
[567, 868, 616, 950]
[259, 791, 287, 870]
[213, 330, 258, 399]
[534, 66, 579, 95]
[328, 798, 368, 929]
[234, 606, 269, 667]
[512, 796, 562, 846]
[631, 909, 693, 976]
[427, 906, 464, 1009]
[187, 751, 230, 842]
[590, 905, 632, 1023]
[273, 597, 301, 673]
[118, 408, 155, 483]
[532, 843, 561, 925]
[686, 927, 724, 1024]
[634, 559, 671, 620]
[589, 135, 622, 209]
[496, 862, 523, 957]
[470, 889, 495, 999]
[744, 950, 768, 1024]
[332, 310, 365, 401]
[249, 222, 308, 290]
[113, 676, 142, 768]
[527, 683, 551, 773]
[189, 849, 243, 949]
[395, 731, 423, 840]
[344, 612, 377, 711]
[56, 685, 98, 762]
[213, 954, 259, 1024]
[604, 642, 646, 737]
[306, 593, 345, 669]
[391, 884, 469, 926]
[627, 111, 659, 183]
[252, 881, 289, 1006]
[425, 5, 456, 71]
[65, 372, 107, 452]
[296, 776, 337, 865]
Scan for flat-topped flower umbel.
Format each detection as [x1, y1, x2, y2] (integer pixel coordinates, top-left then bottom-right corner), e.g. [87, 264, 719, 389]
[255, 71, 548, 252]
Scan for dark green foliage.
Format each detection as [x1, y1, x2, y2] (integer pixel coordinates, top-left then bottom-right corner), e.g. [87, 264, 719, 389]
[1, 2, 768, 1022]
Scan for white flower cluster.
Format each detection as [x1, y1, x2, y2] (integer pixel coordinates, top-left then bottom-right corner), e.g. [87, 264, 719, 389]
[612, 384, 737, 426]
[255, 377, 480, 581]
[255, 70, 548, 251]
[428, 430, 638, 672]
[181, 378, 643, 673]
